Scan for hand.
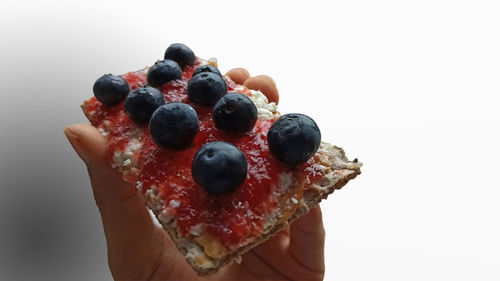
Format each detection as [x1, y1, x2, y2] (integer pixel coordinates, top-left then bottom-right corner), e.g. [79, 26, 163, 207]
[64, 70, 325, 281]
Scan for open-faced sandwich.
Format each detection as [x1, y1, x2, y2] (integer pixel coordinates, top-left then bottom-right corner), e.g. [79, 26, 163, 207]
[82, 43, 362, 276]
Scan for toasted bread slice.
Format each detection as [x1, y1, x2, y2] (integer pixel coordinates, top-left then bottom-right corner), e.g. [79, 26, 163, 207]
[82, 61, 361, 276]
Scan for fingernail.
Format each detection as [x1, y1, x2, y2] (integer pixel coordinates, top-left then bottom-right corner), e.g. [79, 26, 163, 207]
[64, 125, 92, 165]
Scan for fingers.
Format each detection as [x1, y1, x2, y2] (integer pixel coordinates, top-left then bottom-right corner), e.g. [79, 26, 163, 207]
[64, 124, 156, 256]
[243, 75, 279, 104]
[225, 68, 280, 104]
[250, 208, 325, 279]
[289, 206, 325, 273]
[225, 68, 250, 85]
[251, 229, 289, 258]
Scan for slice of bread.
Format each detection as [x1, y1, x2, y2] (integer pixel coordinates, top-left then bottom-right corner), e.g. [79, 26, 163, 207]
[82, 63, 362, 276]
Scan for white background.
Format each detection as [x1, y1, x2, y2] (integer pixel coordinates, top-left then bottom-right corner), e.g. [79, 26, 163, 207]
[1, 0, 499, 280]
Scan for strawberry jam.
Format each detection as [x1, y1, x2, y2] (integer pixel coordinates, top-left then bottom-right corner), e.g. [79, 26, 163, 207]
[84, 61, 320, 251]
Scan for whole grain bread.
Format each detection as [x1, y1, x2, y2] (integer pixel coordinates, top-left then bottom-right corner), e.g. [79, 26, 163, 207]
[82, 63, 362, 276]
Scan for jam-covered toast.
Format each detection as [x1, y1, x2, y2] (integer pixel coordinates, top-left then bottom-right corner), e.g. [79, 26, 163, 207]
[82, 44, 361, 276]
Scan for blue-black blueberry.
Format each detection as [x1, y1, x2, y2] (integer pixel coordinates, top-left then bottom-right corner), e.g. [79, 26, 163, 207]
[187, 72, 227, 107]
[192, 64, 222, 78]
[267, 113, 321, 165]
[212, 93, 257, 133]
[93, 74, 130, 107]
[149, 103, 199, 150]
[192, 141, 247, 195]
[124, 86, 165, 123]
[147, 59, 182, 87]
[164, 43, 196, 68]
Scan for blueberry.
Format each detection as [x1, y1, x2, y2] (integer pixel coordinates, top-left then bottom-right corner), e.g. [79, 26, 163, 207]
[93, 74, 130, 107]
[164, 43, 196, 68]
[212, 93, 257, 133]
[192, 141, 247, 195]
[147, 59, 182, 87]
[267, 113, 321, 165]
[149, 103, 199, 149]
[124, 86, 165, 123]
[192, 64, 221, 78]
[187, 72, 227, 106]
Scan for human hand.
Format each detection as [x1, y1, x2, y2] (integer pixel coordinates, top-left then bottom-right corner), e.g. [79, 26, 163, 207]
[64, 70, 325, 281]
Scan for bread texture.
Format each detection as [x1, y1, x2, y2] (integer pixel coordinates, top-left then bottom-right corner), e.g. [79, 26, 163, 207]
[82, 64, 362, 276]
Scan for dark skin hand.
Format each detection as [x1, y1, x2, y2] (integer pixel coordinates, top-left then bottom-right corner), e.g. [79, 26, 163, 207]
[64, 70, 325, 281]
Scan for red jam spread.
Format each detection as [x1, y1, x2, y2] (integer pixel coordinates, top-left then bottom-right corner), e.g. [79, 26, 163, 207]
[84, 61, 321, 250]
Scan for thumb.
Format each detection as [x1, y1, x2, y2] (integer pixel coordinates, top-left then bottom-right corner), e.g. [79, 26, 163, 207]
[63, 124, 145, 213]
[64, 124, 160, 272]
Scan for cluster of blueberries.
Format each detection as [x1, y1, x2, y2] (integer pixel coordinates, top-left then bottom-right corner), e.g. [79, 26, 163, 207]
[93, 44, 321, 195]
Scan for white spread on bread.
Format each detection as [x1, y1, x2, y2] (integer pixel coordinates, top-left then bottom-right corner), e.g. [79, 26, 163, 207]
[247, 89, 278, 121]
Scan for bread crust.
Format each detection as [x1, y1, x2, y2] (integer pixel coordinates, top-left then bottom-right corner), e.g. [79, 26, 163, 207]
[82, 66, 362, 276]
